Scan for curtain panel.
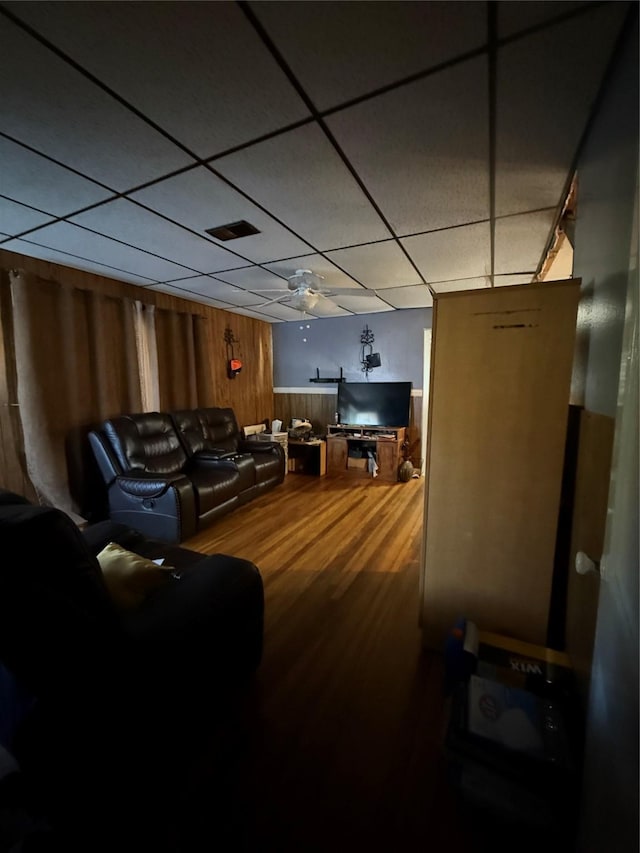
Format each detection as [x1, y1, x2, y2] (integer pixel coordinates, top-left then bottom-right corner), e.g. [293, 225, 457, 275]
[9, 270, 142, 520]
[155, 308, 212, 410]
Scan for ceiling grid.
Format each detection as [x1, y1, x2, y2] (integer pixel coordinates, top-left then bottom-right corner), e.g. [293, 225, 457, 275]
[0, 0, 633, 321]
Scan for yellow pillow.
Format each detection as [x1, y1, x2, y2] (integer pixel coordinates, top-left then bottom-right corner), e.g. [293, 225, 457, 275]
[97, 542, 175, 610]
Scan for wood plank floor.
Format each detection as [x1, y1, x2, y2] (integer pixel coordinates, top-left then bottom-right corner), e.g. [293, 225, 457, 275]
[165, 472, 483, 852]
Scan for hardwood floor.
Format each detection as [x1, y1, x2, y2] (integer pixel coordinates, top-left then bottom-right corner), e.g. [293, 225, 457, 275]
[165, 472, 480, 852]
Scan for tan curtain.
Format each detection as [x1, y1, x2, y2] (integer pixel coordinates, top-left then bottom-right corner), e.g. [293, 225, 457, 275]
[133, 300, 160, 412]
[9, 270, 142, 520]
[155, 308, 212, 410]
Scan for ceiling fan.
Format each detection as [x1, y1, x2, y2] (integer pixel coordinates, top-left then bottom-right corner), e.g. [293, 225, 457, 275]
[251, 269, 379, 313]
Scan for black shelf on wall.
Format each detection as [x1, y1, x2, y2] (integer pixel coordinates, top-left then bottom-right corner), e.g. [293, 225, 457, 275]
[309, 367, 345, 383]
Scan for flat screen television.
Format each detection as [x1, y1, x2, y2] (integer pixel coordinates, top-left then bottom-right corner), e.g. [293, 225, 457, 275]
[337, 381, 412, 428]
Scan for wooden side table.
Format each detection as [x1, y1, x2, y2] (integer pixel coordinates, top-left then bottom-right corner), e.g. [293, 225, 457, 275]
[288, 439, 327, 476]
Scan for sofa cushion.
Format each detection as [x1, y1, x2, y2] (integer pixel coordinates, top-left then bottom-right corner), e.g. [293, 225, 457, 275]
[104, 412, 188, 475]
[196, 407, 239, 453]
[97, 542, 176, 610]
[188, 465, 240, 514]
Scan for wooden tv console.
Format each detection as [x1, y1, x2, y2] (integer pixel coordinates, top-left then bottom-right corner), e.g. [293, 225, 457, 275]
[325, 425, 406, 482]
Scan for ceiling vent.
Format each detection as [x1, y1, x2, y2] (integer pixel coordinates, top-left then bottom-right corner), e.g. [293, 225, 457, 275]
[205, 220, 260, 241]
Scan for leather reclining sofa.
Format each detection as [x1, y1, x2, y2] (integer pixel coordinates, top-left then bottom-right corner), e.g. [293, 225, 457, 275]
[0, 487, 264, 848]
[89, 406, 285, 543]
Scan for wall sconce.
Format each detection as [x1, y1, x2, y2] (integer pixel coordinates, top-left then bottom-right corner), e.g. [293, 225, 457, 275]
[224, 326, 243, 378]
[360, 324, 381, 374]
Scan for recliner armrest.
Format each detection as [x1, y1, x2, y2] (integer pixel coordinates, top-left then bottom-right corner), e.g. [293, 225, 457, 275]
[239, 440, 281, 454]
[194, 449, 237, 461]
[115, 472, 191, 499]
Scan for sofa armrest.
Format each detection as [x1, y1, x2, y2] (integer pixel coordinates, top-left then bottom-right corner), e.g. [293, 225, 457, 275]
[115, 472, 190, 499]
[123, 552, 265, 680]
[193, 449, 237, 461]
[238, 439, 281, 455]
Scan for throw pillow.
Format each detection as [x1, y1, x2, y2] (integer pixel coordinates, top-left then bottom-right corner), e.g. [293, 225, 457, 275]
[97, 542, 175, 610]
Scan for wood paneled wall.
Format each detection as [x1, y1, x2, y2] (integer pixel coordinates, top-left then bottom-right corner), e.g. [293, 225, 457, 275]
[0, 249, 275, 492]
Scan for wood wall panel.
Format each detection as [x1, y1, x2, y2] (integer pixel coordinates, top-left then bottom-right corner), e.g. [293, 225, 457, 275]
[0, 249, 275, 487]
[274, 391, 338, 434]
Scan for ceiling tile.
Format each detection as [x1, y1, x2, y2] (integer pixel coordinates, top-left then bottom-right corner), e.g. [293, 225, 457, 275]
[0, 136, 113, 217]
[431, 276, 489, 293]
[494, 274, 536, 287]
[330, 294, 394, 314]
[494, 209, 556, 274]
[130, 167, 313, 263]
[495, 3, 629, 216]
[7, 1, 310, 159]
[154, 275, 267, 307]
[69, 199, 246, 273]
[264, 254, 364, 290]
[0, 198, 55, 235]
[497, 1, 590, 38]
[213, 266, 288, 292]
[213, 123, 392, 250]
[401, 221, 491, 283]
[252, 0, 487, 110]
[0, 16, 192, 190]
[147, 282, 246, 311]
[9, 222, 194, 281]
[250, 301, 309, 322]
[377, 285, 434, 308]
[1, 237, 156, 285]
[325, 241, 422, 288]
[227, 306, 283, 323]
[327, 56, 490, 234]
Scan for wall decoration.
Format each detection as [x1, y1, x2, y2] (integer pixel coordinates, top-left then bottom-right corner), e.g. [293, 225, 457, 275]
[224, 326, 243, 378]
[360, 324, 381, 374]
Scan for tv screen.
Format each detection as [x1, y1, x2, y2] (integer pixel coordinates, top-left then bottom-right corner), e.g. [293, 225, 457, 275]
[337, 382, 412, 428]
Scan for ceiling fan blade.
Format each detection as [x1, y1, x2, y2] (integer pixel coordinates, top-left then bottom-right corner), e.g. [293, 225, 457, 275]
[246, 293, 291, 308]
[323, 288, 379, 297]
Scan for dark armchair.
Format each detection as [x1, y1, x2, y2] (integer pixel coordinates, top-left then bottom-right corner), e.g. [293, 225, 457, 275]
[0, 488, 264, 849]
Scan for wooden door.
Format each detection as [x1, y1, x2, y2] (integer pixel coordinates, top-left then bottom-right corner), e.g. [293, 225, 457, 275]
[376, 440, 399, 481]
[421, 280, 581, 649]
[327, 436, 347, 473]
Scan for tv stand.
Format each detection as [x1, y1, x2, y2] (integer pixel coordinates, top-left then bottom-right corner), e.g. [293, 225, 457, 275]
[326, 425, 406, 482]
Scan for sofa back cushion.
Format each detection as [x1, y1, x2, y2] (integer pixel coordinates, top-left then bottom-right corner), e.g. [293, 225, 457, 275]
[170, 407, 240, 456]
[0, 500, 120, 697]
[103, 412, 187, 475]
[171, 409, 207, 455]
[196, 407, 240, 454]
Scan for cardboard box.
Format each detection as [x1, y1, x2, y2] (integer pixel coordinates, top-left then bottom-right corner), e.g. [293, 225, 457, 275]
[475, 629, 573, 695]
[347, 456, 368, 470]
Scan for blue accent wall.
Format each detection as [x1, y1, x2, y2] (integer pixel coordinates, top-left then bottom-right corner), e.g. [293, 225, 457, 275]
[272, 308, 432, 388]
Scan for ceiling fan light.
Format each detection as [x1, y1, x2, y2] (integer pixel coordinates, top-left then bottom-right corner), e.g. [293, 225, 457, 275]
[292, 291, 320, 310]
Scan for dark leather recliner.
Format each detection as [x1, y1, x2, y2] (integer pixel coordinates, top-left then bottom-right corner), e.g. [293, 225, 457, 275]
[171, 407, 285, 498]
[89, 408, 285, 543]
[0, 488, 264, 849]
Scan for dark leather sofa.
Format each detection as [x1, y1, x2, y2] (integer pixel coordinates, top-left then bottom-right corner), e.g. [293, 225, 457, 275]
[0, 487, 264, 850]
[89, 406, 285, 543]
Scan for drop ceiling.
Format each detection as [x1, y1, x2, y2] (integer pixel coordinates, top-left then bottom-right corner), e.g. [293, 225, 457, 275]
[0, 1, 633, 322]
